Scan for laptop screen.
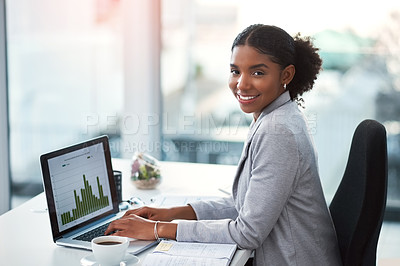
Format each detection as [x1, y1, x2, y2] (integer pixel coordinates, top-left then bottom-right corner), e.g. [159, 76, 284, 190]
[41, 136, 119, 239]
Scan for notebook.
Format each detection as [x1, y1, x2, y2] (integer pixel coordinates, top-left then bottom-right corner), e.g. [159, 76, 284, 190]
[40, 135, 156, 254]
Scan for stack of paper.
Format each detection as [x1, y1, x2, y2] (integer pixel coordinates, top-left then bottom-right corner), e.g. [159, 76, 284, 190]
[143, 240, 237, 266]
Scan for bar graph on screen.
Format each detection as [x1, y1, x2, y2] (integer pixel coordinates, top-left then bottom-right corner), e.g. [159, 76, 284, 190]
[60, 175, 110, 225]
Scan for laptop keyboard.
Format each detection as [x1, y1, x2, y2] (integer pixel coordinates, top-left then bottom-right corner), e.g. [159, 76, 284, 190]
[73, 221, 111, 242]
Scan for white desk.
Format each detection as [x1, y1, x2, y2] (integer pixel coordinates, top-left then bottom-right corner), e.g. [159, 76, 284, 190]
[0, 159, 251, 266]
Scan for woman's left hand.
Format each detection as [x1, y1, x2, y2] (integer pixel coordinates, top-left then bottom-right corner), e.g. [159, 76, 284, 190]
[104, 214, 156, 240]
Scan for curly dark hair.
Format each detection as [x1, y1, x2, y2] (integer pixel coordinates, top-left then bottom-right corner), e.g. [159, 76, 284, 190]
[231, 24, 322, 102]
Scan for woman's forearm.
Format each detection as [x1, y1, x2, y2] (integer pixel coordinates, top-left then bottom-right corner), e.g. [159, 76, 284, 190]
[155, 205, 196, 240]
[169, 205, 197, 220]
[158, 222, 178, 240]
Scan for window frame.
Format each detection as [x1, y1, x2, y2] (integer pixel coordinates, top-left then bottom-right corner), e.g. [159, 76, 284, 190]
[0, 0, 10, 214]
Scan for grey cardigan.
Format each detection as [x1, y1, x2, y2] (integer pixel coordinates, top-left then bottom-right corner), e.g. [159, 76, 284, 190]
[177, 91, 342, 266]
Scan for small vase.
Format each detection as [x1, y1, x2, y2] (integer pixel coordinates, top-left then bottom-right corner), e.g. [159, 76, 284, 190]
[131, 152, 161, 190]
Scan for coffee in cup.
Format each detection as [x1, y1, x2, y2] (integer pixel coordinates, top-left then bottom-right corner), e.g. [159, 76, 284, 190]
[97, 241, 123, 245]
[91, 235, 129, 265]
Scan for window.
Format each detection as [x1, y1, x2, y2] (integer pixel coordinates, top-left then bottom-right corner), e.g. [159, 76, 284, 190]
[161, 0, 251, 165]
[5, 0, 400, 219]
[7, 0, 125, 206]
[7, 0, 162, 208]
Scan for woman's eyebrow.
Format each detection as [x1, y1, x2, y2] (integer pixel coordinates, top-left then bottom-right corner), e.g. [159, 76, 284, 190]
[249, 63, 269, 69]
[230, 63, 269, 69]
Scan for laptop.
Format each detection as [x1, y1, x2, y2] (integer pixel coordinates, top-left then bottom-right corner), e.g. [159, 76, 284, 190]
[40, 135, 157, 254]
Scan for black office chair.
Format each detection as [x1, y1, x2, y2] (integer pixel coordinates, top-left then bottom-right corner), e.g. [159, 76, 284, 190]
[329, 119, 388, 266]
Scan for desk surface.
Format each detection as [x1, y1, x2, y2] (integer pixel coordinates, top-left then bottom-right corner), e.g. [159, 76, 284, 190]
[0, 159, 251, 266]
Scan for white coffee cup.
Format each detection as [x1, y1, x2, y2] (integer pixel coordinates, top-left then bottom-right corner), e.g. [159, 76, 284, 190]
[91, 235, 129, 266]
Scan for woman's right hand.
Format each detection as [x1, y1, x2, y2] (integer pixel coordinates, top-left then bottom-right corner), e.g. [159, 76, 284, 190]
[123, 206, 174, 222]
[123, 205, 197, 222]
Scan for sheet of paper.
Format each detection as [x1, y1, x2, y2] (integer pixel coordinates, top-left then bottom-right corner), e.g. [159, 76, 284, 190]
[150, 194, 220, 207]
[154, 241, 174, 252]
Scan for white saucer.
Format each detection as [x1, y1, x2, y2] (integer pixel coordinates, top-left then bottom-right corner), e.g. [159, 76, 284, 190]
[80, 253, 140, 266]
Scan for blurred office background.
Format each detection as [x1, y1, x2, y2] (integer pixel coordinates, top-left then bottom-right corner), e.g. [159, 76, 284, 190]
[1, 0, 400, 232]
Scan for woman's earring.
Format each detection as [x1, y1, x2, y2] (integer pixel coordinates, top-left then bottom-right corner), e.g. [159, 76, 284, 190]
[283, 84, 287, 90]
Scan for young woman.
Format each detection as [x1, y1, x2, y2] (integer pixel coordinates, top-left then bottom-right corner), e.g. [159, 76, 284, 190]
[106, 24, 342, 265]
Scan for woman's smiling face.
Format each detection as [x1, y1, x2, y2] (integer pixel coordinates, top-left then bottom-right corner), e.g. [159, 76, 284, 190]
[229, 45, 287, 120]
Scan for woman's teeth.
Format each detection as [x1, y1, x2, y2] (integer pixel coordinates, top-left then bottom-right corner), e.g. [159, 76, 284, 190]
[238, 94, 258, 100]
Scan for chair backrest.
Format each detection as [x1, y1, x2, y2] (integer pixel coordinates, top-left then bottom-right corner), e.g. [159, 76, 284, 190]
[329, 119, 388, 266]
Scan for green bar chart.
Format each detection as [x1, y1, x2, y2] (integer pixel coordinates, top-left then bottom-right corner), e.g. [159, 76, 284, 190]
[60, 175, 109, 225]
